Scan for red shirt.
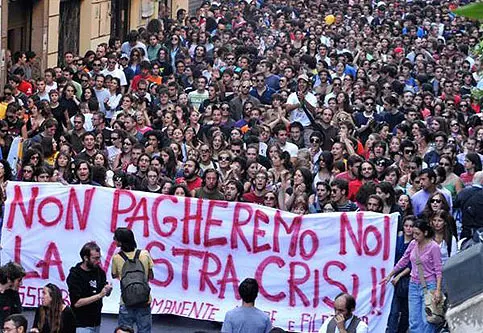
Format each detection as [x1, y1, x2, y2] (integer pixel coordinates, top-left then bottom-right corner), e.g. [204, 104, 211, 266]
[130, 74, 149, 92]
[18, 80, 33, 96]
[242, 192, 265, 205]
[175, 176, 202, 192]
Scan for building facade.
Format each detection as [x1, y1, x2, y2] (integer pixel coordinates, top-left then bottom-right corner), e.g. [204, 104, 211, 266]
[0, 0, 187, 90]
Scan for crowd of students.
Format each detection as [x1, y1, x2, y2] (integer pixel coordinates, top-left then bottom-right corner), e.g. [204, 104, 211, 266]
[1, 0, 482, 331]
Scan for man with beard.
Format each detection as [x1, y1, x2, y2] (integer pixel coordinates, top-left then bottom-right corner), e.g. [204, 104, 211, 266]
[224, 180, 244, 202]
[348, 161, 377, 201]
[175, 158, 202, 192]
[242, 170, 268, 204]
[194, 168, 224, 200]
[67, 242, 112, 333]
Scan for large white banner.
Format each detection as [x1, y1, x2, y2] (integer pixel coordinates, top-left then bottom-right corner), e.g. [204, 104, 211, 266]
[1, 182, 398, 332]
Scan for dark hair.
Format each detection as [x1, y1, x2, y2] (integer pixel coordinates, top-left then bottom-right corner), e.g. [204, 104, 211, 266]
[465, 152, 482, 172]
[113, 227, 137, 252]
[367, 194, 384, 212]
[38, 283, 64, 333]
[0, 159, 13, 181]
[376, 181, 396, 206]
[114, 325, 135, 333]
[335, 292, 356, 312]
[430, 210, 457, 256]
[331, 178, 349, 195]
[295, 167, 313, 193]
[413, 219, 435, 239]
[4, 314, 28, 331]
[170, 184, 192, 197]
[317, 151, 334, 172]
[238, 278, 259, 303]
[79, 241, 101, 260]
[1, 262, 26, 284]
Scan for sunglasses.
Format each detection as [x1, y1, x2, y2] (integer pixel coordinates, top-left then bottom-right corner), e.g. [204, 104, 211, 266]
[264, 196, 276, 200]
[310, 138, 320, 143]
[430, 199, 442, 204]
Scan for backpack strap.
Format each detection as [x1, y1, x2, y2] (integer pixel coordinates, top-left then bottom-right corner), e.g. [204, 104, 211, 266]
[119, 251, 129, 262]
[134, 249, 141, 260]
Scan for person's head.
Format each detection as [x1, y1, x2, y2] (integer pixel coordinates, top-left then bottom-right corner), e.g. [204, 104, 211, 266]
[75, 160, 91, 183]
[203, 169, 219, 191]
[3, 314, 28, 333]
[41, 283, 63, 310]
[375, 181, 396, 206]
[238, 278, 259, 304]
[113, 227, 137, 252]
[359, 161, 376, 181]
[114, 326, 135, 333]
[334, 293, 357, 320]
[331, 179, 349, 204]
[412, 219, 434, 243]
[79, 242, 101, 270]
[419, 168, 437, 191]
[224, 180, 243, 202]
[170, 184, 192, 197]
[465, 152, 482, 173]
[366, 194, 383, 212]
[1, 262, 25, 290]
[402, 215, 416, 238]
[183, 158, 200, 179]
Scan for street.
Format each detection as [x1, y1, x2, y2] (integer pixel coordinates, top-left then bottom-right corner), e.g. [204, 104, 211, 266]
[23, 309, 223, 332]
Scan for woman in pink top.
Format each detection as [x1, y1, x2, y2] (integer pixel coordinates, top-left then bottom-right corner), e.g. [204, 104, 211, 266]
[382, 220, 443, 333]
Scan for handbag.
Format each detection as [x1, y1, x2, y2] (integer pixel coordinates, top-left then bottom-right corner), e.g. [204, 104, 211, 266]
[415, 246, 446, 325]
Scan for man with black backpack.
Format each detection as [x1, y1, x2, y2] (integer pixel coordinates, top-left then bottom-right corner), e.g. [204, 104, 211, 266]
[111, 228, 154, 333]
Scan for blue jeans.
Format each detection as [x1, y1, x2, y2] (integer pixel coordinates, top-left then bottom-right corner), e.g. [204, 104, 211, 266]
[76, 327, 100, 333]
[119, 304, 152, 333]
[409, 281, 437, 333]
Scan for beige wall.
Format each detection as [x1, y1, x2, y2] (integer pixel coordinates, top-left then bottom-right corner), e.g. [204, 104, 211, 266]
[46, 0, 60, 68]
[172, 0, 188, 18]
[130, 0, 159, 30]
[79, 0, 112, 55]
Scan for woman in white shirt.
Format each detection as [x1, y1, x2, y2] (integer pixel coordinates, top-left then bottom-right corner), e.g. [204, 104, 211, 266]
[430, 209, 458, 266]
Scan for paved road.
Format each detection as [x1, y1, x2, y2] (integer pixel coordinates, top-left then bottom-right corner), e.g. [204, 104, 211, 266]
[23, 309, 223, 332]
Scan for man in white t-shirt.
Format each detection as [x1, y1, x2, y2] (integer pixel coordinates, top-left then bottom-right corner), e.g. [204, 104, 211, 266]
[273, 123, 298, 165]
[285, 74, 318, 146]
[102, 54, 127, 93]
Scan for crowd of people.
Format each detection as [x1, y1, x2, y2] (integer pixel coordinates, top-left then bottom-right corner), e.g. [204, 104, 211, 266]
[1, 0, 483, 331]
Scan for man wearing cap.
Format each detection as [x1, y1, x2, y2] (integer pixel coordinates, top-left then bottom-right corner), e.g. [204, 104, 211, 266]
[285, 74, 318, 146]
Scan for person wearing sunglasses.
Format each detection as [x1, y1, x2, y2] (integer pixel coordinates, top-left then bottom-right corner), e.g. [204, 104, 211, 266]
[353, 95, 381, 143]
[412, 168, 452, 218]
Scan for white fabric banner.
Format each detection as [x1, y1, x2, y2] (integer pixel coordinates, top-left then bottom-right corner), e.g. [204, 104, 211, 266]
[1, 182, 398, 332]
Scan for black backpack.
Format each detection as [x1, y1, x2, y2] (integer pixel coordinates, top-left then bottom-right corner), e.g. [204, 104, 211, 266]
[119, 250, 150, 307]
